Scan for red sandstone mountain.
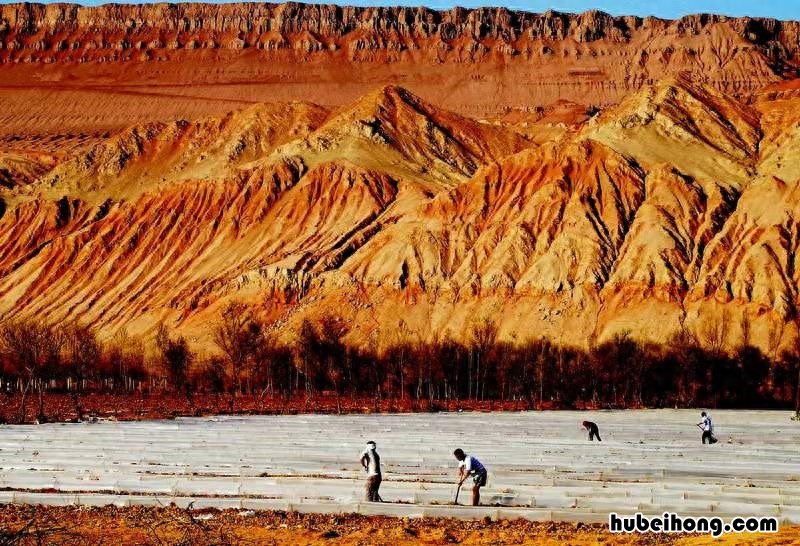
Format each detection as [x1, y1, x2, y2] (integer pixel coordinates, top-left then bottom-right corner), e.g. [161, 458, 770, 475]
[2, 3, 800, 352]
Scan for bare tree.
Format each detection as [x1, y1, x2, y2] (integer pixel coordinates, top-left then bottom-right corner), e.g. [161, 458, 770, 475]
[296, 319, 319, 397]
[391, 320, 415, 400]
[0, 320, 43, 423]
[700, 309, 730, 356]
[740, 314, 752, 349]
[793, 349, 800, 419]
[0, 320, 64, 423]
[470, 317, 498, 401]
[767, 315, 786, 361]
[155, 323, 193, 399]
[251, 326, 278, 400]
[212, 302, 262, 411]
[107, 329, 146, 392]
[62, 322, 101, 420]
[792, 318, 800, 419]
[319, 314, 350, 413]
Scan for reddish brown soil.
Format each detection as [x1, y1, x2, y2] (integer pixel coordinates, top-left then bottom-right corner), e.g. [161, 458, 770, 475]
[1, 505, 795, 546]
[0, 392, 575, 424]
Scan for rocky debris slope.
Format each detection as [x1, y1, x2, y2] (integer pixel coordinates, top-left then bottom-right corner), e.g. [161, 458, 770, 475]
[274, 85, 530, 186]
[29, 102, 329, 203]
[0, 152, 54, 190]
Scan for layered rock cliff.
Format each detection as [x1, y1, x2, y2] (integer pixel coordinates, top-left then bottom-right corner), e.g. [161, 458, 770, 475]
[1, 2, 799, 117]
[2, 2, 799, 65]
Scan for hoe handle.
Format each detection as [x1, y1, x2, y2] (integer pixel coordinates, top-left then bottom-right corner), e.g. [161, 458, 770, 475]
[454, 479, 465, 504]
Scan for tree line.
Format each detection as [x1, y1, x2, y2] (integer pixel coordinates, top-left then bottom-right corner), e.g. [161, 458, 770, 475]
[1, 303, 799, 422]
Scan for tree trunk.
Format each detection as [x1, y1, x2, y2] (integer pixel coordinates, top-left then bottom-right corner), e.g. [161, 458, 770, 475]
[538, 361, 544, 409]
[37, 383, 45, 422]
[72, 390, 82, 422]
[400, 361, 405, 400]
[795, 364, 800, 418]
[19, 378, 30, 424]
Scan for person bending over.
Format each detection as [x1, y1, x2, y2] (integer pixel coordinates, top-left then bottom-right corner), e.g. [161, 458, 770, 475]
[582, 420, 602, 441]
[453, 448, 488, 506]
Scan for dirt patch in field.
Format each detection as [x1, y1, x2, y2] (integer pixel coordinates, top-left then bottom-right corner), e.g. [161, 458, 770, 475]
[0, 505, 795, 546]
[0, 392, 566, 424]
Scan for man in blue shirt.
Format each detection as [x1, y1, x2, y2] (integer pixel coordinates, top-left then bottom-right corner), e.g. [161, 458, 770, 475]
[697, 411, 717, 444]
[454, 448, 488, 506]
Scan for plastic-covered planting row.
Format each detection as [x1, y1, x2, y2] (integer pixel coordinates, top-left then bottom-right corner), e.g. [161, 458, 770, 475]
[2, 446, 791, 461]
[3, 432, 796, 444]
[4, 467, 798, 505]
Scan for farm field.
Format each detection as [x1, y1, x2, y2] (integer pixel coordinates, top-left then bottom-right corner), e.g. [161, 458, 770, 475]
[1, 410, 798, 524]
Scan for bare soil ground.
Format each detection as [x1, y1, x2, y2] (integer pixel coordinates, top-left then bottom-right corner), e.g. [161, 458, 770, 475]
[0, 392, 566, 424]
[0, 505, 795, 545]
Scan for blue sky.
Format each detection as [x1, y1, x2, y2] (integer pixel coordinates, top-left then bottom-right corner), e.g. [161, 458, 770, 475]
[10, 1, 799, 20]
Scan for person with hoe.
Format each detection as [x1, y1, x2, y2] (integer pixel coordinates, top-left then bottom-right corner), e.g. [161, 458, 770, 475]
[453, 448, 488, 506]
[697, 411, 718, 444]
[582, 420, 602, 441]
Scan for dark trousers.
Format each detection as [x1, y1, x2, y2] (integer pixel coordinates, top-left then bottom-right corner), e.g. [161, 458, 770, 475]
[702, 431, 715, 444]
[589, 429, 601, 441]
[365, 474, 382, 502]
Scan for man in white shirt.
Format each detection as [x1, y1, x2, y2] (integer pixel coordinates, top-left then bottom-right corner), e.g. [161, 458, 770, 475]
[697, 411, 717, 444]
[360, 440, 382, 501]
[454, 448, 488, 506]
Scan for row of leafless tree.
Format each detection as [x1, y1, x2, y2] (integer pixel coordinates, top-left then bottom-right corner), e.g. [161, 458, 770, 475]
[0, 320, 148, 422]
[2, 304, 800, 421]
